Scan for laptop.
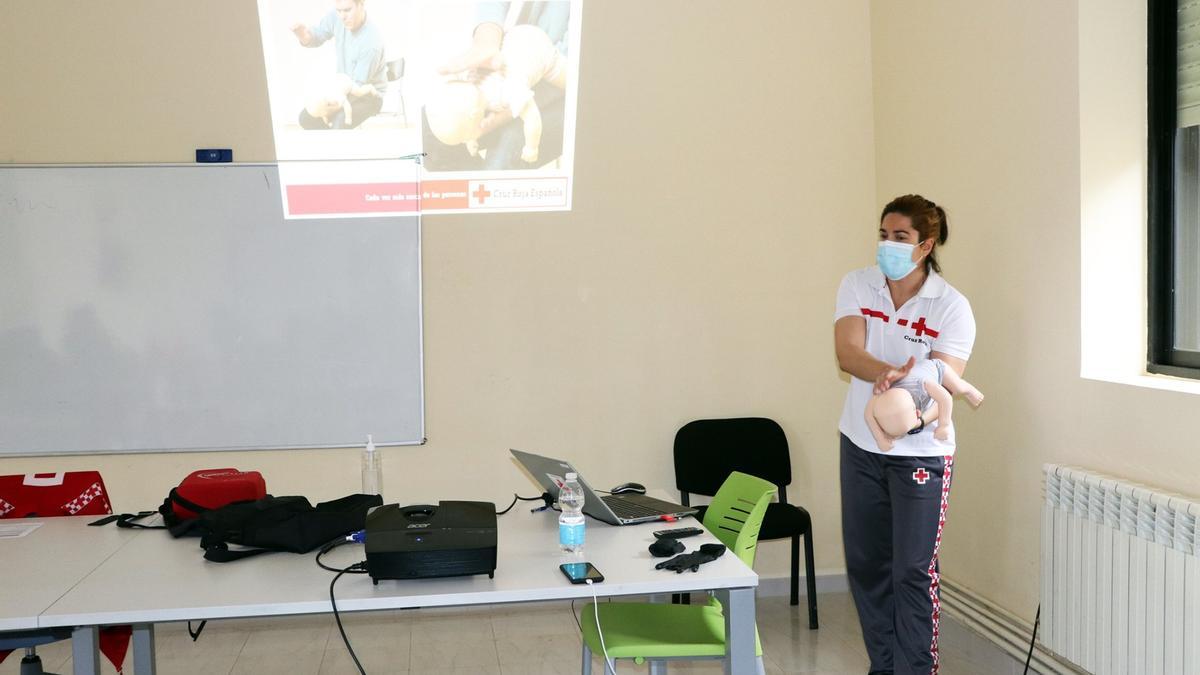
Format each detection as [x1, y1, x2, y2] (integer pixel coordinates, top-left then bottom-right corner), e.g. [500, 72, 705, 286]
[510, 449, 698, 525]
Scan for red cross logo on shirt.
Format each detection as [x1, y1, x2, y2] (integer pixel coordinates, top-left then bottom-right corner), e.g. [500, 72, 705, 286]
[911, 317, 940, 338]
[473, 183, 491, 205]
[912, 468, 931, 484]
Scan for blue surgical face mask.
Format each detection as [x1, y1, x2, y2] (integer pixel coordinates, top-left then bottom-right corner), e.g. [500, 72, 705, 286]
[877, 240, 918, 281]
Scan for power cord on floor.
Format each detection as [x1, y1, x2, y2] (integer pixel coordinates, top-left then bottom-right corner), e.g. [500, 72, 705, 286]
[315, 537, 370, 675]
[1022, 603, 1041, 675]
[331, 564, 369, 675]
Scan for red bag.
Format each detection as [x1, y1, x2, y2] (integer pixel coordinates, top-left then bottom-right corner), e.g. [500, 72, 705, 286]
[0, 471, 113, 519]
[166, 468, 266, 521]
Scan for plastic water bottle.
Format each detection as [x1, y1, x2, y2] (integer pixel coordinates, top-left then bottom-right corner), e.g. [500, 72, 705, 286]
[559, 473, 586, 553]
[361, 434, 383, 497]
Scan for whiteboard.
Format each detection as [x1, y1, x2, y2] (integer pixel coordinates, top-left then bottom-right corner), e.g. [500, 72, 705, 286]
[0, 165, 424, 456]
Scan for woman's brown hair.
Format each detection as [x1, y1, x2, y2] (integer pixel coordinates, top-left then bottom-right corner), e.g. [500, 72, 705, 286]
[880, 194, 949, 274]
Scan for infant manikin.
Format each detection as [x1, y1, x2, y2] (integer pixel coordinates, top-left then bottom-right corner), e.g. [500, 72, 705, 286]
[304, 73, 356, 126]
[425, 24, 567, 164]
[865, 358, 985, 451]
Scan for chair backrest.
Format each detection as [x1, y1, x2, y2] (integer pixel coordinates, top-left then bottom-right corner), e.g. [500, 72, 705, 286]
[386, 58, 405, 81]
[0, 471, 113, 519]
[702, 471, 776, 568]
[674, 417, 791, 498]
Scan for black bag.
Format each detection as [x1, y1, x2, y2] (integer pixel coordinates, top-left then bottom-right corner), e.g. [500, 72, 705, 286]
[183, 493, 383, 562]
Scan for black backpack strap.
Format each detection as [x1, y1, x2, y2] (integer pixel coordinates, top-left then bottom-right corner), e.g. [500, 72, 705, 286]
[201, 541, 277, 563]
[88, 511, 166, 529]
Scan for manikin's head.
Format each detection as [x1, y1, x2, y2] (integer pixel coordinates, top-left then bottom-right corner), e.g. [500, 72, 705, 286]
[305, 73, 354, 119]
[873, 387, 923, 438]
[425, 81, 487, 146]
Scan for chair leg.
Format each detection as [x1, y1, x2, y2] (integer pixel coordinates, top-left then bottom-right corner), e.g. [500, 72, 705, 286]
[19, 649, 46, 675]
[804, 529, 819, 629]
[789, 534, 800, 606]
[582, 643, 592, 675]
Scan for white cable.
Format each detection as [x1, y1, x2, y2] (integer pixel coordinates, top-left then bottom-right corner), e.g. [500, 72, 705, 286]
[586, 579, 617, 674]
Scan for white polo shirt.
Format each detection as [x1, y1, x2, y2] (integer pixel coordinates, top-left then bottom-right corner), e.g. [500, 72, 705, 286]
[834, 266, 976, 456]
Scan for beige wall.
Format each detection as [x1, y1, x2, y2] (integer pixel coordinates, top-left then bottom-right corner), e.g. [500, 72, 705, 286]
[872, 0, 1200, 622]
[0, 1, 877, 582]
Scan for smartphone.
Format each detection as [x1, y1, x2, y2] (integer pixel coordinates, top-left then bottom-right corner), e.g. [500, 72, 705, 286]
[560, 562, 605, 584]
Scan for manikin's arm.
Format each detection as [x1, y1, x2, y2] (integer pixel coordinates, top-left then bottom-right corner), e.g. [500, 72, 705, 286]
[924, 380, 954, 441]
[935, 359, 985, 407]
[835, 317, 915, 393]
[864, 396, 895, 452]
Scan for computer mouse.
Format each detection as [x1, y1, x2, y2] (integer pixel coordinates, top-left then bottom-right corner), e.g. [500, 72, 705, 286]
[610, 482, 646, 495]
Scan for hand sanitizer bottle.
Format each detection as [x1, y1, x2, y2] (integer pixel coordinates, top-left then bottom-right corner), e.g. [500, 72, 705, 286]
[361, 434, 383, 497]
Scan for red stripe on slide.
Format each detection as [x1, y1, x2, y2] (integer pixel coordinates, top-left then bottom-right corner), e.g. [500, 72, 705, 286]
[286, 182, 420, 215]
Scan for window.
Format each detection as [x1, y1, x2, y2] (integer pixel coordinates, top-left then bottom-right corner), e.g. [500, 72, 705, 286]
[1149, 0, 1200, 375]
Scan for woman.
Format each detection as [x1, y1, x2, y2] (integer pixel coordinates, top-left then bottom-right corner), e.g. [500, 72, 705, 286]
[833, 194, 976, 675]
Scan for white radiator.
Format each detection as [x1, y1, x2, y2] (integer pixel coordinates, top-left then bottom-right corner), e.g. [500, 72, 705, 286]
[1041, 464, 1200, 674]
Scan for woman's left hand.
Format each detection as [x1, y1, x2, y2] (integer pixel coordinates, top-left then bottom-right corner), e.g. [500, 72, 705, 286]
[874, 356, 915, 394]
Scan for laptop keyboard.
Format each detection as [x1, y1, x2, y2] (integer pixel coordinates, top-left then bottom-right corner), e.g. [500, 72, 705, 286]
[602, 495, 671, 520]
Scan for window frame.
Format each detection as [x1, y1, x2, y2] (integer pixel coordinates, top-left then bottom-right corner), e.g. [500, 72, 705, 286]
[1148, 0, 1200, 376]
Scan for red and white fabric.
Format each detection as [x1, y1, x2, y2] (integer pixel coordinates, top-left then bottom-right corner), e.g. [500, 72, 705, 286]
[0, 471, 131, 672]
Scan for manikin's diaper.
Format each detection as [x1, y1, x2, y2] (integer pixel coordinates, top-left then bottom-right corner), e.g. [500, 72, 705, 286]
[893, 359, 945, 413]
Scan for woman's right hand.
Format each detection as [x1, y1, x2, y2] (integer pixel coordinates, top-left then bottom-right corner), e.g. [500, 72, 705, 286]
[874, 356, 915, 394]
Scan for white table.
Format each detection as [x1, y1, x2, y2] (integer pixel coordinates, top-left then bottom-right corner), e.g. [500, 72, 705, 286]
[40, 506, 759, 674]
[0, 516, 142, 632]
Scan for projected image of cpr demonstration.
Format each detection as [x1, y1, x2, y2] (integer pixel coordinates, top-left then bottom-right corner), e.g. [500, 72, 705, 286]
[256, 0, 581, 218]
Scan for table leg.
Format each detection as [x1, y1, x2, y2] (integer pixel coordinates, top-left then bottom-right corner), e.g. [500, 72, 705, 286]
[133, 623, 157, 674]
[645, 593, 670, 674]
[70, 625, 100, 675]
[720, 587, 756, 675]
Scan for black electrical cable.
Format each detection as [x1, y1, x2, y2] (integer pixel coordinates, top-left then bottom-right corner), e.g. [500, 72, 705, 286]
[315, 539, 370, 673]
[316, 538, 368, 574]
[1022, 603, 1041, 675]
[496, 492, 550, 515]
[330, 564, 369, 675]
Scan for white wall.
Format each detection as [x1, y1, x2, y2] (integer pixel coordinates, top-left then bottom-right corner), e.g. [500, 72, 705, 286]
[872, 0, 1200, 620]
[0, 0, 877, 584]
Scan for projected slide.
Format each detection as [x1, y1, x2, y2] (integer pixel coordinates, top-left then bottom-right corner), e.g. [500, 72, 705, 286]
[257, 0, 581, 218]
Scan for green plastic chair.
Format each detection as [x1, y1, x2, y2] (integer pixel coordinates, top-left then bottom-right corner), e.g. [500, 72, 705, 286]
[579, 471, 776, 674]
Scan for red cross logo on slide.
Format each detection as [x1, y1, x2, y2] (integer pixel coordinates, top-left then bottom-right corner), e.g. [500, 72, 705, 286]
[912, 468, 931, 484]
[473, 184, 491, 205]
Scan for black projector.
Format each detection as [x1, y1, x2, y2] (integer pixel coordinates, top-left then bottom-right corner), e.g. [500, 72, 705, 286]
[364, 501, 497, 584]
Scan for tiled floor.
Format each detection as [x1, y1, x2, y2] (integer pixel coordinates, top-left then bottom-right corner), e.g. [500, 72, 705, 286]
[1, 592, 1016, 674]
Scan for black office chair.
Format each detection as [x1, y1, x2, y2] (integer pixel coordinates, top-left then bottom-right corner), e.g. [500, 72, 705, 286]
[383, 58, 407, 125]
[673, 417, 818, 629]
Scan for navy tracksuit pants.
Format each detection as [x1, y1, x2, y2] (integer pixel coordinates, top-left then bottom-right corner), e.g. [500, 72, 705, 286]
[840, 434, 954, 675]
